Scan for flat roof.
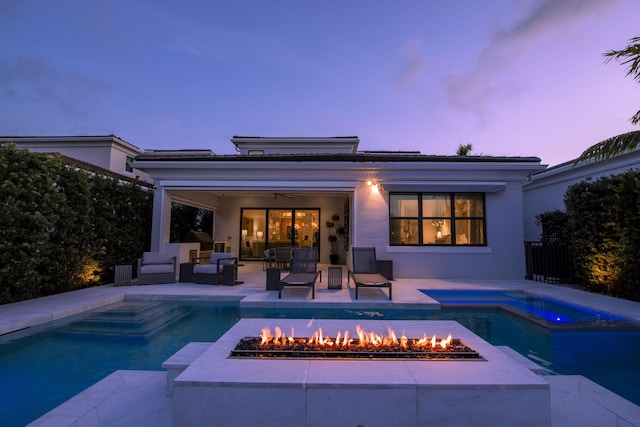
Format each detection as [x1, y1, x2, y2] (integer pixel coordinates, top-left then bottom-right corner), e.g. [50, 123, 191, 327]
[134, 152, 541, 163]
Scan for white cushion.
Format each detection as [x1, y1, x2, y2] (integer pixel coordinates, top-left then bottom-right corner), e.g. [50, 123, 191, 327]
[209, 253, 235, 264]
[193, 264, 222, 275]
[142, 252, 174, 265]
[140, 264, 174, 274]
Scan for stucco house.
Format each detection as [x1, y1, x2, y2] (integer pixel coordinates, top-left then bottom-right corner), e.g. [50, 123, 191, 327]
[2, 135, 153, 184]
[132, 136, 545, 280]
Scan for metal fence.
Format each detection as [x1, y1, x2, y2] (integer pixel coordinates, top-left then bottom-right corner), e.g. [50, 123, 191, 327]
[524, 241, 575, 284]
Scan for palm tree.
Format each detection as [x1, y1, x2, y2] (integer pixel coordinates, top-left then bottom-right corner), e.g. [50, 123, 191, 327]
[575, 37, 640, 164]
[605, 36, 640, 125]
[456, 143, 473, 156]
[574, 131, 640, 165]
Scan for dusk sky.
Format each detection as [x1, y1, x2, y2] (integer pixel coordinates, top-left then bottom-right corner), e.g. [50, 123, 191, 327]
[1, 0, 639, 166]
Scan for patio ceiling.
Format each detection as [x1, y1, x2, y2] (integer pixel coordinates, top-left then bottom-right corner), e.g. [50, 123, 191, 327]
[169, 189, 350, 209]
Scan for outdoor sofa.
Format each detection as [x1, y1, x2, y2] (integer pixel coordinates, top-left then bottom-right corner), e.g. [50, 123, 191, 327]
[137, 252, 177, 285]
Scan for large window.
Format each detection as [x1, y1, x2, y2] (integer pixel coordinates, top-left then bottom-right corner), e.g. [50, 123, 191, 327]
[389, 193, 486, 246]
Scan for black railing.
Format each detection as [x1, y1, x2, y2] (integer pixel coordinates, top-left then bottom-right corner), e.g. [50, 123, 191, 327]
[524, 241, 575, 284]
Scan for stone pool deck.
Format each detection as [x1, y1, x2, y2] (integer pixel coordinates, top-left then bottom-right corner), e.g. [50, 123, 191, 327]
[2, 262, 639, 426]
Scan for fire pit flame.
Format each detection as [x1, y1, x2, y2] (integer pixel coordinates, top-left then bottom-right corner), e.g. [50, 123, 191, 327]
[234, 325, 483, 360]
[260, 326, 456, 350]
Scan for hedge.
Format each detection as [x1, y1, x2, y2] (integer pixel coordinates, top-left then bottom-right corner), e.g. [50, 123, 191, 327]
[0, 144, 152, 303]
[565, 170, 640, 301]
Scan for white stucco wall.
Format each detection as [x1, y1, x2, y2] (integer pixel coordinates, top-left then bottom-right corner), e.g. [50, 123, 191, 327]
[353, 182, 528, 280]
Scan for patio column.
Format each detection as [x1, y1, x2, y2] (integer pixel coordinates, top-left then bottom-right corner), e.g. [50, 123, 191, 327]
[150, 186, 172, 251]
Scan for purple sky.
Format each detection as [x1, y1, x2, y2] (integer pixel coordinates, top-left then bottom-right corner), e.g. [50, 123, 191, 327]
[1, 0, 639, 166]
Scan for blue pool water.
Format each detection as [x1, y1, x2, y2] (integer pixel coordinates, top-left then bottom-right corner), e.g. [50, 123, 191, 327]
[419, 289, 638, 329]
[1, 299, 640, 426]
[0, 301, 240, 427]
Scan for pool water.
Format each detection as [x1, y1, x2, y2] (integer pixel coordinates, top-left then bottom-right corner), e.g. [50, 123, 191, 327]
[0, 301, 240, 427]
[1, 300, 640, 426]
[419, 289, 638, 329]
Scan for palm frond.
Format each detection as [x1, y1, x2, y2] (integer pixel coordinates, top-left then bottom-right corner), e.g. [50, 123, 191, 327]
[603, 36, 640, 83]
[574, 130, 640, 165]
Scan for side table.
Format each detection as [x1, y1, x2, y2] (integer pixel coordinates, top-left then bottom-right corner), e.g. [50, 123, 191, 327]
[180, 263, 195, 283]
[222, 263, 244, 286]
[328, 266, 342, 289]
[114, 264, 132, 287]
[266, 268, 281, 290]
[377, 260, 394, 280]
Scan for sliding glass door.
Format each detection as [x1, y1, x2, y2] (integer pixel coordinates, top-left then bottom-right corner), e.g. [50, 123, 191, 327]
[240, 208, 319, 260]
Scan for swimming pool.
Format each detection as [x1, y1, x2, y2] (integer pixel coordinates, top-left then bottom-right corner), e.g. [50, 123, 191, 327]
[419, 289, 639, 329]
[1, 299, 639, 426]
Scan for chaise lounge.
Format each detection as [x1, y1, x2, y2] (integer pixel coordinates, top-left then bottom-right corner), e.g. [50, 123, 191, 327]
[279, 247, 320, 299]
[350, 247, 392, 299]
[137, 252, 177, 285]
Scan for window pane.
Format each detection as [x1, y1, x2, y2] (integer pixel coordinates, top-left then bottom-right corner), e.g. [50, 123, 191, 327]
[422, 194, 451, 217]
[268, 210, 292, 242]
[390, 194, 418, 217]
[390, 219, 419, 244]
[294, 210, 319, 248]
[241, 209, 267, 260]
[422, 219, 451, 244]
[455, 219, 485, 245]
[454, 194, 484, 217]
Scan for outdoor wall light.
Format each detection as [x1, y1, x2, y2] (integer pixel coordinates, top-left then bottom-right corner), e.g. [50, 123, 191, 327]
[367, 180, 379, 193]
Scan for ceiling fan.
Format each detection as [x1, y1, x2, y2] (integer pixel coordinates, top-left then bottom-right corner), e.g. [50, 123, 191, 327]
[273, 192, 296, 200]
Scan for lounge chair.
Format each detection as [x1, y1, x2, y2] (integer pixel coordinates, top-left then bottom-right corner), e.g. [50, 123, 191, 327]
[279, 247, 320, 299]
[137, 252, 177, 285]
[192, 252, 239, 285]
[350, 247, 392, 299]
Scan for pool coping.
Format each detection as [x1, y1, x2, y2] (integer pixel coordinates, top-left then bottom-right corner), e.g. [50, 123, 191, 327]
[4, 277, 640, 337]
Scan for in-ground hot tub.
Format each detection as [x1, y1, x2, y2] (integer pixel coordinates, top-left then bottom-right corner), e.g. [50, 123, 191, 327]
[172, 318, 551, 427]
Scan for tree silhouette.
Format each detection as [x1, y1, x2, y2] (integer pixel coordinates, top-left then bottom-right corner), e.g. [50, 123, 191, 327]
[575, 37, 640, 164]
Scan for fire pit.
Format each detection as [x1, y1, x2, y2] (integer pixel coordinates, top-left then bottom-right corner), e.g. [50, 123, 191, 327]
[229, 325, 483, 360]
[172, 319, 551, 427]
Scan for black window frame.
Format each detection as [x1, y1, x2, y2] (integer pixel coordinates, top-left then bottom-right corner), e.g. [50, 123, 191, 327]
[389, 192, 487, 246]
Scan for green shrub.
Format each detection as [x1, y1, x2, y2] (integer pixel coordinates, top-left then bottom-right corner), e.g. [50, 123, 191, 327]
[535, 210, 570, 242]
[0, 144, 152, 303]
[565, 170, 640, 300]
[88, 174, 153, 284]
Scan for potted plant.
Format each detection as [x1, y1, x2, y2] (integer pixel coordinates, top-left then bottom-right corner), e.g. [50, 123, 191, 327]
[326, 214, 346, 264]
